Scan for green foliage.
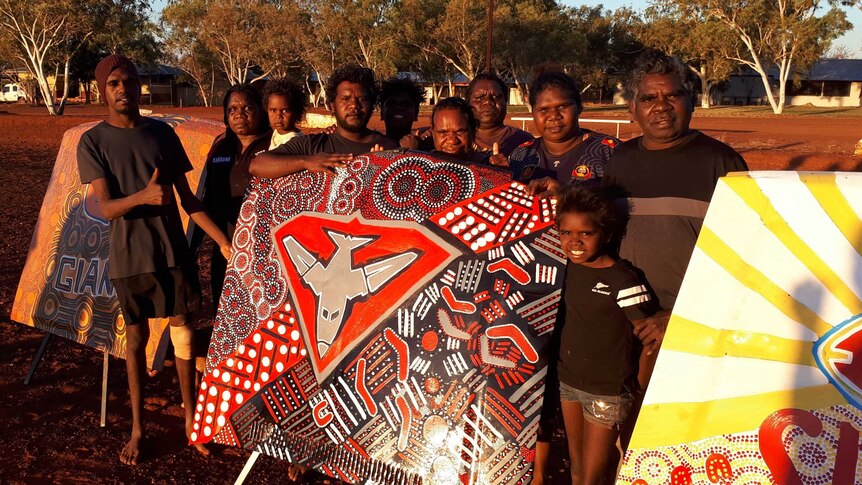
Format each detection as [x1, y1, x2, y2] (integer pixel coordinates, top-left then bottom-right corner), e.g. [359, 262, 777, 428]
[493, 0, 581, 99]
[162, 0, 305, 85]
[0, 0, 160, 114]
[688, 0, 852, 113]
[561, 5, 644, 102]
[399, 0, 488, 79]
[639, 1, 738, 107]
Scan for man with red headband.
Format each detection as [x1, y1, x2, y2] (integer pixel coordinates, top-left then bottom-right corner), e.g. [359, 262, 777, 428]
[78, 54, 231, 464]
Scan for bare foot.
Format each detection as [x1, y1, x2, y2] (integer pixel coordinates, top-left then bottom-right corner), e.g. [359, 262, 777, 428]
[288, 464, 308, 481]
[120, 435, 145, 465]
[187, 420, 211, 457]
[192, 442, 211, 457]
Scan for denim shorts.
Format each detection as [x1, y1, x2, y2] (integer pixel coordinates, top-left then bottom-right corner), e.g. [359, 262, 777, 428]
[559, 381, 634, 430]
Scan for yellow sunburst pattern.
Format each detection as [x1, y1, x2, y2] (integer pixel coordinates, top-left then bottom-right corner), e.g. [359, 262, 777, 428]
[619, 172, 862, 484]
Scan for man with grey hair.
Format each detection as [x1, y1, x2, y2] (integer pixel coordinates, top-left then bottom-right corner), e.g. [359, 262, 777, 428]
[604, 51, 748, 450]
[606, 51, 747, 353]
[526, 52, 747, 460]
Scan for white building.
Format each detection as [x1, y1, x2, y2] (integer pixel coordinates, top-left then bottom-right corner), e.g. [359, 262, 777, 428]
[718, 59, 862, 108]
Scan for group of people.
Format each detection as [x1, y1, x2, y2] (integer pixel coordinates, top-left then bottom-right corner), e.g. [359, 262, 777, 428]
[525, 53, 748, 485]
[77, 50, 748, 484]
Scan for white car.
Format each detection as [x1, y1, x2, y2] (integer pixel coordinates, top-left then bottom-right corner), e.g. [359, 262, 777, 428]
[1, 83, 27, 102]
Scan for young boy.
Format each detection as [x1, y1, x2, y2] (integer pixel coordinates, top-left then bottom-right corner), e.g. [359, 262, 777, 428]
[77, 54, 232, 465]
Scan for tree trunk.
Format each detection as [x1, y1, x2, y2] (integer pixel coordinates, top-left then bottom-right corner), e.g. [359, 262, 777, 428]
[447, 79, 454, 97]
[718, 18, 782, 114]
[749, 63, 781, 114]
[35, 74, 57, 115]
[316, 71, 327, 106]
[57, 57, 71, 115]
[195, 78, 209, 107]
[776, 62, 789, 115]
[208, 69, 215, 107]
[304, 75, 316, 107]
[83, 81, 91, 105]
[184, 67, 210, 107]
[699, 65, 711, 109]
[512, 72, 529, 109]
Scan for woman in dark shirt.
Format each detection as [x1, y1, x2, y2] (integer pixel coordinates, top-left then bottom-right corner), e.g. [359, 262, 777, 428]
[202, 84, 271, 308]
[508, 71, 618, 185]
[429, 97, 488, 164]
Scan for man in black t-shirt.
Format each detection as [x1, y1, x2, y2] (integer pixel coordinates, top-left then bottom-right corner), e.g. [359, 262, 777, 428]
[250, 64, 398, 179]
[78, 55, 231, 465]
[379, 76, 430, 149]
[605, 52, 748, 449]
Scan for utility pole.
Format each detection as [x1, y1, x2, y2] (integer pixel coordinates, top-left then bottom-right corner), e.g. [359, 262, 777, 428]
[485, 0, 494, 73]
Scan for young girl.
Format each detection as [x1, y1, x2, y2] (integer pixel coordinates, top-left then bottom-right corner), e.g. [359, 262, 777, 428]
[533, 186, 656, 485]
[264, 78, 306, 150]
[509, 71, 617, 185]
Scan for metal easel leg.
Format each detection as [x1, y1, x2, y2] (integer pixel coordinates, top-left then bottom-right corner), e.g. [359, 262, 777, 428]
[234, 450, 261, 485]
[100, 349, 109, 427]
[23, 333, 52, 385]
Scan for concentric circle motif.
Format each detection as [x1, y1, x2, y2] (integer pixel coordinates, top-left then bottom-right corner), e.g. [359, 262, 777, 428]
[371, 156, 476, 221]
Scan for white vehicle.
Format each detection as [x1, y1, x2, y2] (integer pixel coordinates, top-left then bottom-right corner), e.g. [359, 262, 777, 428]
[1, 83, 27, 102]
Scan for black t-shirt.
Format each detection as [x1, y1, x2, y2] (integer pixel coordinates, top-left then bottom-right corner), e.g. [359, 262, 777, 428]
[77, 119, 194, 279]
[270, 131, 398, 156]
[557, 260, 656, 395]
[603, 131, 748, 309]
[203, 131, 271, 237]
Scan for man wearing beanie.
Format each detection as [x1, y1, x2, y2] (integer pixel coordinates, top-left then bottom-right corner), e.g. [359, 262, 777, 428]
[78, 54, 231, 464]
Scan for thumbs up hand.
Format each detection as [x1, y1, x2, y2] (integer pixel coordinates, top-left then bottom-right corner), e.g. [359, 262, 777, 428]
[140, 168, 171, 206]
[488, 142, 509, 167]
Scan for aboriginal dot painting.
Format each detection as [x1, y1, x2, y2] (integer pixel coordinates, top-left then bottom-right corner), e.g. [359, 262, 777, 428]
[192, 151, 566, 484]
[620, 172, 862, 484]
[11, 115, 223, 368]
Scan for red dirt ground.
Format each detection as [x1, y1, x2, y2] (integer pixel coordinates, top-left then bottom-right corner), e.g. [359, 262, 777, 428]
[0, 102, 859, 484]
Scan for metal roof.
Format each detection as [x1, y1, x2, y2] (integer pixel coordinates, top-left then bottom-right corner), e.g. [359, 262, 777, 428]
[803, 59, 862, 81]
[134, 64, 185, 77]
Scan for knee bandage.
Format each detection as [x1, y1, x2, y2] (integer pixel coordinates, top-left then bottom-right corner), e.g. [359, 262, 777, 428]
[170, 324, 194, 360]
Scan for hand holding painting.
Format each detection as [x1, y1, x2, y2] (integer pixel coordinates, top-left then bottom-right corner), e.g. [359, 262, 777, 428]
[303, 152, 351, 174]
[632, 310, 670, 356]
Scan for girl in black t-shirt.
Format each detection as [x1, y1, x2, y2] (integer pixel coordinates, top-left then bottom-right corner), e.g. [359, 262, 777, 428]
[532, 187, 657, 485]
